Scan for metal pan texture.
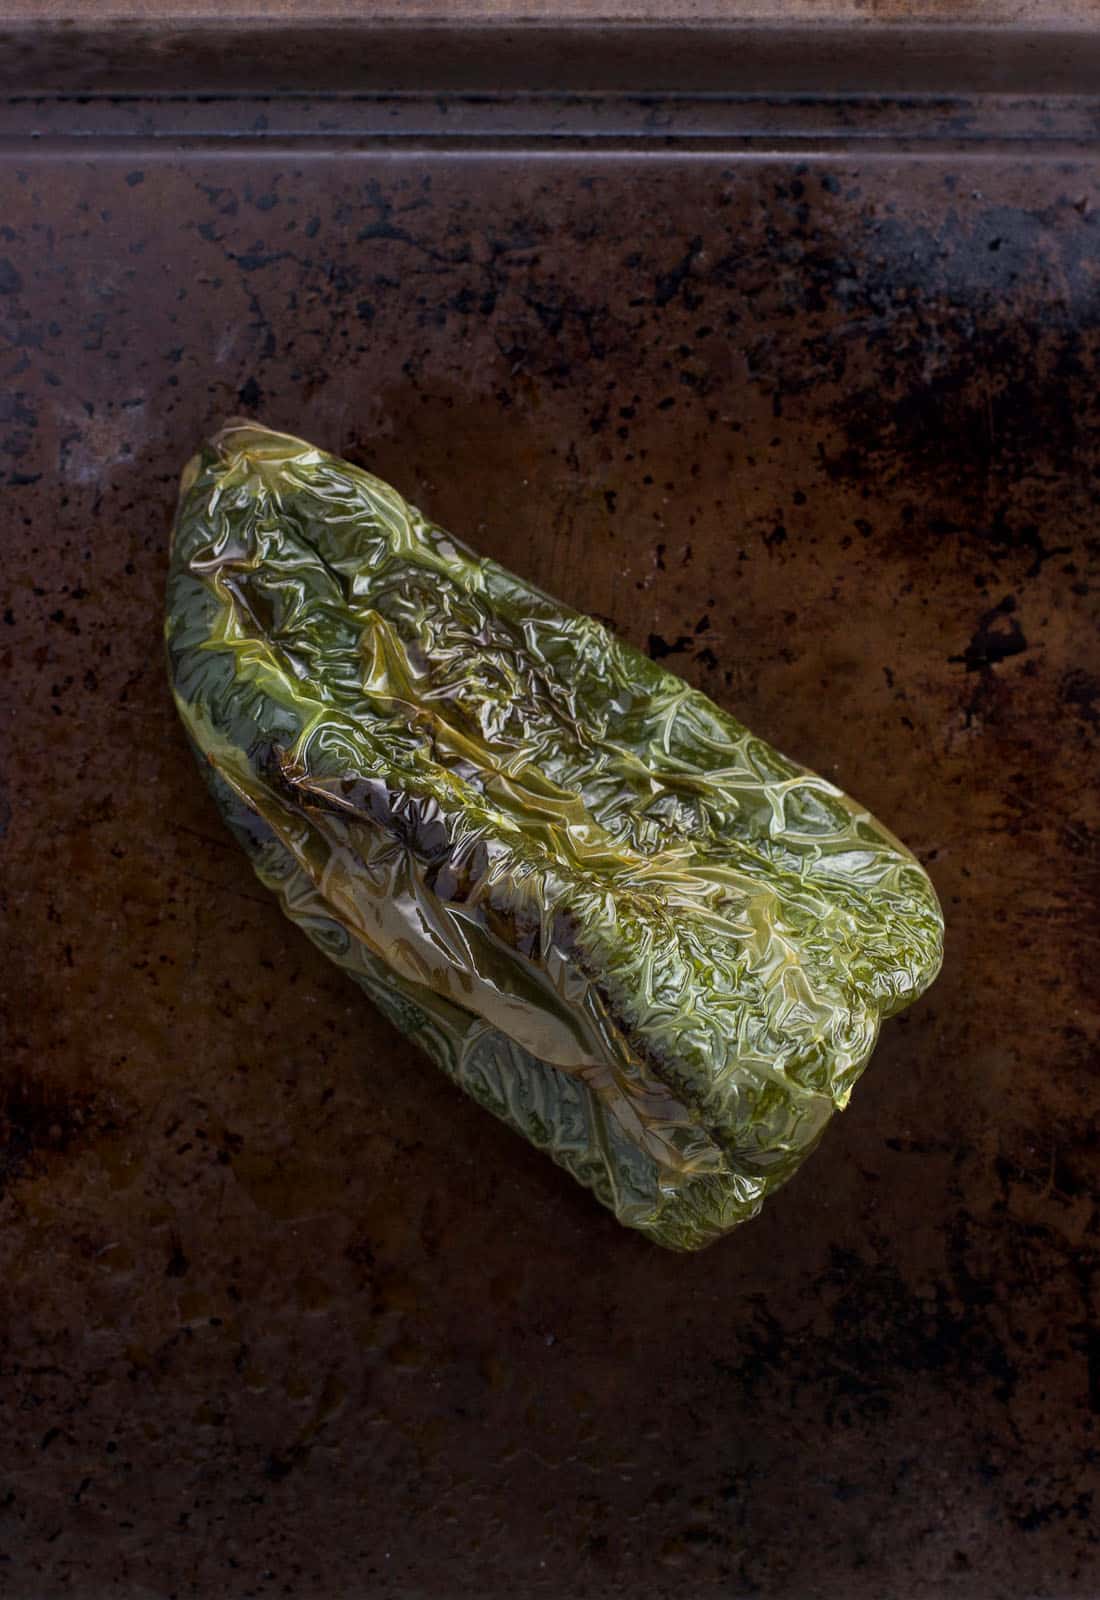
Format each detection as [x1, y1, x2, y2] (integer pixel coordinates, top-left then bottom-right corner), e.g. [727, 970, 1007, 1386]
[0, 11, 1097, 1598]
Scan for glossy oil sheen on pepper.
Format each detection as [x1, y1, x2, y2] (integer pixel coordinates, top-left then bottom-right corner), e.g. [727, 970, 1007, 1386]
[165, 421, 944, 1250]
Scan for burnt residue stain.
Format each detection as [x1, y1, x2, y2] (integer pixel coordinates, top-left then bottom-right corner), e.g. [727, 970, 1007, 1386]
[950, 593, 1028, 672]
[647, 631, 692, 659]
[947, 593, 1034, 726]
[654, 234, 704, 308]
[725, 182, 1100, 591]
[0, 1068, 99, 1191]
[722, 1229, 1020, 1421]
[1061, 667, 1100, 729]
[237, 374, 263, 410]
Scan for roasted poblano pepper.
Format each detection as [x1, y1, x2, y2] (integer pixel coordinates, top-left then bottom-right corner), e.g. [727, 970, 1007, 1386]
[166, 422, 943, 1250]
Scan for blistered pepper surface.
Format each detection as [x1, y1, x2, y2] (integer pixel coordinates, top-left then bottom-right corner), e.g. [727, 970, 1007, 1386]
[166, 422, 943, 1249]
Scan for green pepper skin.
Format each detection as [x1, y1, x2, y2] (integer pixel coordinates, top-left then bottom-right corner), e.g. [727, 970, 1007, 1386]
[166, 422, 943, 1250]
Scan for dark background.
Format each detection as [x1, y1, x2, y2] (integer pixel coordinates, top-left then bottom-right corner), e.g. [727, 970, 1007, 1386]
[1, 27, 1098, 1598]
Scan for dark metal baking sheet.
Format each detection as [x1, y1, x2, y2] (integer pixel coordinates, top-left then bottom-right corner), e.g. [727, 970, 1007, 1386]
[0, 17, 1097, 1600]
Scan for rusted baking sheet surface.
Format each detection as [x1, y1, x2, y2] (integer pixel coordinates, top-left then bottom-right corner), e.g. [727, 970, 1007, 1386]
[0, 19, 1097, 1600]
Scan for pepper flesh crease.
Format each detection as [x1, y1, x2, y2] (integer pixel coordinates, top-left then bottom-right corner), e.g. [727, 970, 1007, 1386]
[165, 421, 944, 1250]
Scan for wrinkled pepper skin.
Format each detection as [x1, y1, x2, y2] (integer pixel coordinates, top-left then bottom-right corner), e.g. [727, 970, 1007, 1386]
[165, 422, 944, 1250]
